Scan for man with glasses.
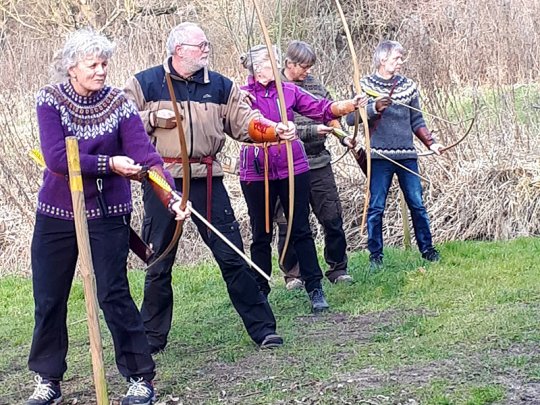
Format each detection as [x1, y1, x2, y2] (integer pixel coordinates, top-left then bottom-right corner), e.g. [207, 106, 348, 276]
[274, 40, 355, 289]
[124, 22, 284, 353]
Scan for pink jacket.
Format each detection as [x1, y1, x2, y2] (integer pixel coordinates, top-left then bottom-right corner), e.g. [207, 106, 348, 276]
[239, 77, 337, 181]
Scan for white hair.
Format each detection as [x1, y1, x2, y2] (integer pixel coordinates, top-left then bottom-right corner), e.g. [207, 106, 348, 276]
[240, 44, 281, 75]
[166, 22, 202, 56]
[373, 40, 404, 69]
[50, 28, 115, 83]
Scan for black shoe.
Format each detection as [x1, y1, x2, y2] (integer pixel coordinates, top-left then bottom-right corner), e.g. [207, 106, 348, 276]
[422, 248, 440, 262]
[122, 378, 156, 405]
[308, 288, 329, 313]
[26, 376, 62, 405]
[259, 333, 284, 349]
[369, 255, 383, 271]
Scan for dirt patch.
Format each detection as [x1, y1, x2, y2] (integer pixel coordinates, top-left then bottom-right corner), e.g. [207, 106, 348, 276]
[166, 311, 540, 404]
[295, 311, 398, 344]
[295, 309, 439, 343]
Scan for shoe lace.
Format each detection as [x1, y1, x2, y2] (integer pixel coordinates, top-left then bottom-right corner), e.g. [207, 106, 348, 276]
[126, 378, 152, 398]
[29, 376, 56, 400]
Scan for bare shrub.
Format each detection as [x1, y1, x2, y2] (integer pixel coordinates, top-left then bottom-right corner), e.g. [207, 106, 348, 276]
[0, 0, 539, 275]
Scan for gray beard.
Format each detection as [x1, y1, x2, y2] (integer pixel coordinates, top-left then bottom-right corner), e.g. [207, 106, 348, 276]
[181, 60, 207, 76]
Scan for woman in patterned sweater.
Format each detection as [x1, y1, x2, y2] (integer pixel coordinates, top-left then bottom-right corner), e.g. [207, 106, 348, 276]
[26, 29, 189, 405]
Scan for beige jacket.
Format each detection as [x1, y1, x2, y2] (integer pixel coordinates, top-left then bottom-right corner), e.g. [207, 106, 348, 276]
[124, 58, 257, 178]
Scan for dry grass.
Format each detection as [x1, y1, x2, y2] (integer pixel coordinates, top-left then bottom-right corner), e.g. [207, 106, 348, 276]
[0, 0, 539, 275]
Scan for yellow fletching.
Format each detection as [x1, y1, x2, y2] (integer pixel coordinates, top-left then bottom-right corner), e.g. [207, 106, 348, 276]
[364, 88, 380, 98]
[29, 149, 46, 168]
[332, 127, 349, 140]
[148, 170, 173, 193]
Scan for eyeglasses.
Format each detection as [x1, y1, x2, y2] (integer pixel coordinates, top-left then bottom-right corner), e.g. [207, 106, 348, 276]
[295, 63, 313, 70]
[180, 41, 211, 50]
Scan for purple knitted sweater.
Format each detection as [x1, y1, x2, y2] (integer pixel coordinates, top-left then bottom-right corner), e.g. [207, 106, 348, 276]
[35, 81, 171, 220]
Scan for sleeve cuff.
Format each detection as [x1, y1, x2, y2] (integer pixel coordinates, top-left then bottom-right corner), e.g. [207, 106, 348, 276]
[367, 103, 379, 119]
[98, 154, 109, 175]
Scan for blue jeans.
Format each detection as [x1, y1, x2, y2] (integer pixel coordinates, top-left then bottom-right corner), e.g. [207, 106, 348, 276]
[367, 158, 434, 258]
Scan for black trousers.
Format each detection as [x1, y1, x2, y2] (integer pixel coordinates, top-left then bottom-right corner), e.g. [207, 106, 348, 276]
[275, 164, 348, 282]
[28, 214, 155, 381]
[240, 171, 324, 294]
[140, 177, 276, 350]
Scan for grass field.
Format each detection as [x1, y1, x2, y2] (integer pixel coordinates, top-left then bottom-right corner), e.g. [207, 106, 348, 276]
[1, 237, 539, 404]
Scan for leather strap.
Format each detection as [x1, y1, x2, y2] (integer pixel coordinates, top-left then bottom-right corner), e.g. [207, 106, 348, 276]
[163, 156, 215, 226]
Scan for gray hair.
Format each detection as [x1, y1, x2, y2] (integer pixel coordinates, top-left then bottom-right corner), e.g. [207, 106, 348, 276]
[166, 22, 202, 56]
[284, 40, 316, 66]
[373, 40, 404, 69]
[240, 44, 281, 75]
[51, 28, 115, 83]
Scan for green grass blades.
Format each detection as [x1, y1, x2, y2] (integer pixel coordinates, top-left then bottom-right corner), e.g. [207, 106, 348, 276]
[1, 238, 539, 403]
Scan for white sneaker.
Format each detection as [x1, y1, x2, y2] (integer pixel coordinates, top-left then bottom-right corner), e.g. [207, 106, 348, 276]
[333, 274, 353, 284]
[122, 378, 156, 405]
[26, 375, 62, 405]
[285, 278, 304, 290]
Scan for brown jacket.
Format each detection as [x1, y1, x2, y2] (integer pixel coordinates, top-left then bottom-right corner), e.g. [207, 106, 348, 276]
[124, 57, 257, 178]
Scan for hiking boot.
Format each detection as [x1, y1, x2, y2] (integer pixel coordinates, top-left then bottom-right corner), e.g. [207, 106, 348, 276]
[285, 278, 304, 290]
[26, 375, 62, 405]
[422, 248, 440, 262]
[308, 288, 329, 313]
[332, 274, 353, 284]
[369, 256, 383, 271]
[259, 333, 284, 349]
[122, 378, 156, 405]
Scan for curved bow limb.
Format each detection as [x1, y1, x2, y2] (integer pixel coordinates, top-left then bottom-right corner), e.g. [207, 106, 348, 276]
[251, 0, 295, 267]
[145, 73, 191, 273]
[334, 0, 371, 234]
[417, 114, 477, 157]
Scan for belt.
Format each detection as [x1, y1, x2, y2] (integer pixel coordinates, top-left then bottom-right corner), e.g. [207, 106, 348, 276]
[163, 156, 215, 226]
[240, 140, 283, 147]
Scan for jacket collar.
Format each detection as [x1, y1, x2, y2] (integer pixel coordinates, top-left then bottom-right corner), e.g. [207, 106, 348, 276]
[247, 75, 276, 91]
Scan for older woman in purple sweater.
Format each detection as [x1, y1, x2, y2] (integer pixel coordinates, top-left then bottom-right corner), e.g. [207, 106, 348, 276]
[26, 29, 188, 405]
[239, 45, 366, 313]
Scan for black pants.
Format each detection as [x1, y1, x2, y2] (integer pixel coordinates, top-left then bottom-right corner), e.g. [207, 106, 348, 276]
[275, 164, 348, 282]
[241, 171, 324, 294]
[28, 214, 155, 381]
[140, 177, 276, 351]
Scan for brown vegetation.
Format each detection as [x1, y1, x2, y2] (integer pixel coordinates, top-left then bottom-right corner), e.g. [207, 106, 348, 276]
[0, 0, 539, 275]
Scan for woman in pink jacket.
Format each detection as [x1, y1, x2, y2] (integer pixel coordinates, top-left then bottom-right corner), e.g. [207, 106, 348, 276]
[239, 45, 366, 313]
